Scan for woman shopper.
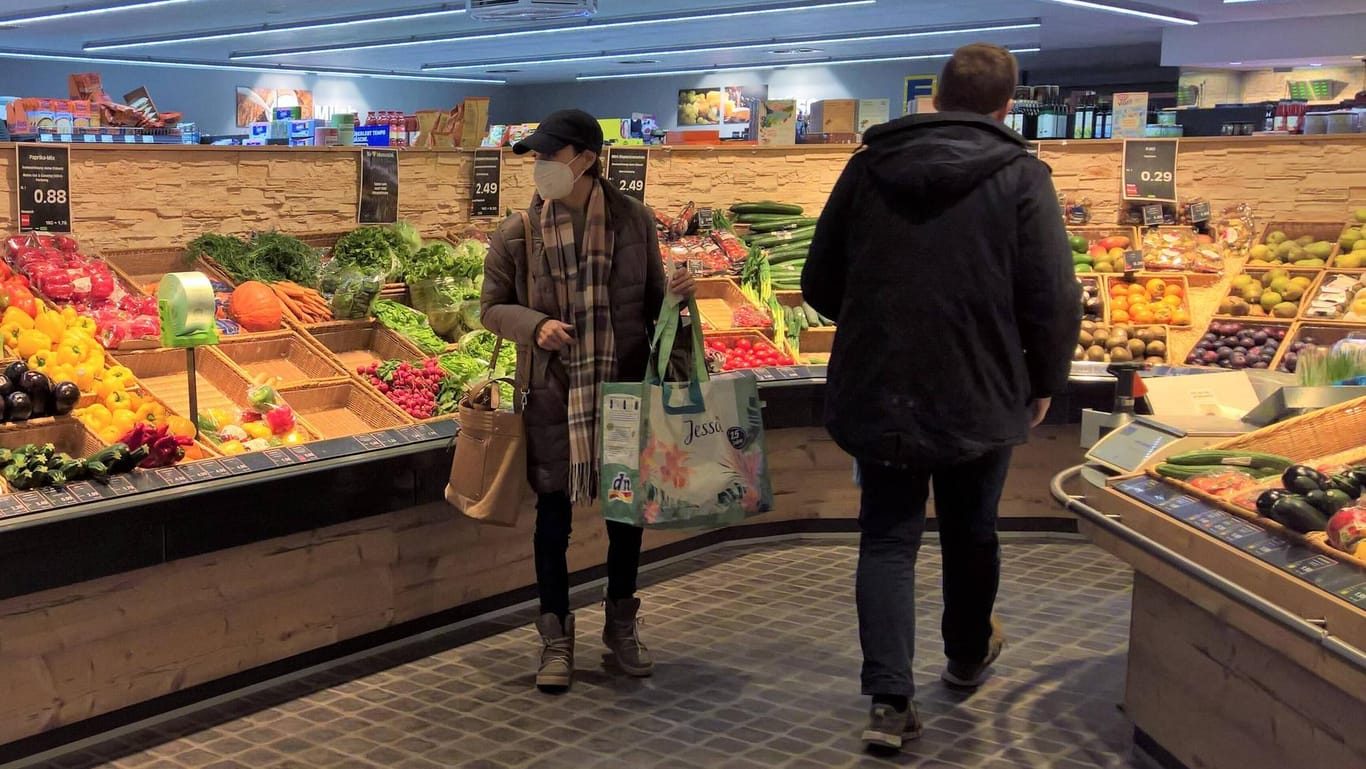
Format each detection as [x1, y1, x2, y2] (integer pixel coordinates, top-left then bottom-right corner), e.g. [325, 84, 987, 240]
[481, 109, 695, 692]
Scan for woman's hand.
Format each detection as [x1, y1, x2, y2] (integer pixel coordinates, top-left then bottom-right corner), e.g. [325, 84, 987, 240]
[536, 320, 576, 351]
[668, 264, 696, 300]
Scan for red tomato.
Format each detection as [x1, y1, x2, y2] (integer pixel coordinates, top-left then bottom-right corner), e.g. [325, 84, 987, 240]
[736, 339, 751, 350]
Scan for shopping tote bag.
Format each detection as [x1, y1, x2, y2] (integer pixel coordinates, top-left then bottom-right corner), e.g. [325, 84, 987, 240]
[445, 372, 529, 527]
[599, 296, 774, 530]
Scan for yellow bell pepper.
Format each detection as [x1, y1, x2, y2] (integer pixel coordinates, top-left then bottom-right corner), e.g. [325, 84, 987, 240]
[2, 307, 34, 330]
[98, 425, 125, 444]
[70, 316, 98, 337]
[110, 408, 137, 434]
[167, 415, 197, 439]
[282, 430, 306, 446]
[103, 365, 135, 387]
[82, 404, 113, 429]
[56, 337, 90, 367]
[1, 322, 23, 353]
[34, 310, 65, 341]
[15, 330, 52, 359]
[242, 421, 272, 440]
[60, 306, 78, 323]
[105, 389, 134, 413]
[73, 365, 98, 393]
[218, 440, 246, 456]
[135, 402, 167, 428]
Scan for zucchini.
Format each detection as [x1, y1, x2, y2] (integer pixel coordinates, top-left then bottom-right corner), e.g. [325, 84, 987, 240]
[801, 302, 822, 327]
[1165, 449, 1291, 470]
[748, 217, 819, 234]
[731, 201, 804, 216]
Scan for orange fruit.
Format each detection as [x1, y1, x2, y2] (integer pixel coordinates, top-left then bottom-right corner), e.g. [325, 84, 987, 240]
[1145, 278, 1166, 296]
[1129, 301, 1150, 315]
[1164, 294, 1183, 308]
[1110, 282, 1129, 297]
[1111, 309, 1131, 323]
[1153, 306, 1173, 323]
[1165, 283, 1184, 298]
[1110, 296, 1129, 311]
[1172, 309, 1191, 325]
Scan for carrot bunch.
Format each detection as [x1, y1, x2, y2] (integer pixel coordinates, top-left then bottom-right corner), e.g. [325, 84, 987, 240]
[270, 281, 333, 324]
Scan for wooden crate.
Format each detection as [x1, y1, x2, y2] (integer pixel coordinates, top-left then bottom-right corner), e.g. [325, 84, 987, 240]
[1300, 271, 1366, 322]
[1102, 274, 1193, 326]
[278, 379, 413, 437]
[1271, 322, 1366, 374]
[694, 277, 768, 333]
[299, 319, 426, 374]
[101, 246, 232, 288]
[1078, 324, 1171, 364]
[1180, 319, 1293, 368]
[1213, 268, 1321, 321]
[0, 419, 106, 495]
[1067, 225, 1138, 275]
[1255, 221, 1343, 267]
[215, 330, 349, 386]
[1079, 276, 1107, 323]
[112, 346, 253, 419]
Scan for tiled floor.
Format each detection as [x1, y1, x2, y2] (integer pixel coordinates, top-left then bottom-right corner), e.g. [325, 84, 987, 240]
[59, 539, 1139, 769]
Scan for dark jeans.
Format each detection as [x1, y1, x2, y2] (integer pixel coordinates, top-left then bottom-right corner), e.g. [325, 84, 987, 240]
[535, 491, 644, 620]
[856, 447, 1012, 698]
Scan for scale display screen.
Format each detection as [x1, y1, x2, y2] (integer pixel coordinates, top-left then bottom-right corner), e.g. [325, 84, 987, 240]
[1086, 420, 1183, 474]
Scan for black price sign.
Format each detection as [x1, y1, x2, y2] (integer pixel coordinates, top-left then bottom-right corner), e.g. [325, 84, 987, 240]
[1123, 250, 1145, 272]
[359, 148, 399, 224]
[1142, 204, 1165, 227]
[16, 144, 72, 232]
[1188, 200, 1211, 224]
[470, 149, 502, 218]
[606, 147, 648, 202]
[1122, 139, 1178, 202]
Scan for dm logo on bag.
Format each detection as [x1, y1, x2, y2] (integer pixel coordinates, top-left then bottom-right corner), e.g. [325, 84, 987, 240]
[608, 472, 635, 505]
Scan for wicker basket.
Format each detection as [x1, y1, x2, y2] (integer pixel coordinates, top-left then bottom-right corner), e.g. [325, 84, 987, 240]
[1067, 226, 1139, 275]
[101, 247, 232, 287]
[1181, 319, 1293, 368]
[0, 419, 108, 495]
[1255, 221, 1344, 267]
[1213, 268, 1321, 322]
[1102, 274, 1193, 326]
[278, 379, 414, 437]
[299, 319, 426, 373]
[215, 330, 349, 385]
[694, 277, 769, 333]
[112, 346, 254, 418]
[1271, 322, 1366, 373]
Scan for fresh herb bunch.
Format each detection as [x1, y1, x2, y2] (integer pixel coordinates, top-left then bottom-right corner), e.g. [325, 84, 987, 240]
[185, 231, 320, 285]
[372, 299, 447, 354]
[331, 226, 406, 281]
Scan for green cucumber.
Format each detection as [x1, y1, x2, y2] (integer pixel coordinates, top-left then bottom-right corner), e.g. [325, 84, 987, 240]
[731, 201, 804, 216]
[801, 302, 822, 327]
[747, 217, 819, 233]
[749, 226, 817, 248]
[736, 213, 806, 224]
[1165, 449, 1292, 470]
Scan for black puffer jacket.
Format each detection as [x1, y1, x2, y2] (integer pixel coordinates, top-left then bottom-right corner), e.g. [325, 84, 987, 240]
[802, 112, 1079, 468]
[482, 180, 667, 495]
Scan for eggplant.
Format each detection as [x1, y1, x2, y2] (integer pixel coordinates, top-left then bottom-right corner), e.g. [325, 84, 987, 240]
[1256, 488, 1293, 517]
[51, 381, 79, 416]
[1304, 490, 1335, 516]
[1327, 474, 1362, 500]
[1324, 489, 1353, 513]
[1347, 467, 1366, 488]
[4, 360, 27, 385]
[1282, 465, 1328, 494]
[0, 377, 13, 402]
[6, 391, 32, 421]
[1269, 496, 1329, 534]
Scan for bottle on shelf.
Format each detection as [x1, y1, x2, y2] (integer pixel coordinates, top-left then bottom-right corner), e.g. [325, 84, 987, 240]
[1097, 100, 1112, 139]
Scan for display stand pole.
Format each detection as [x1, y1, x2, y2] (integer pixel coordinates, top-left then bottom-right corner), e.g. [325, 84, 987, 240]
[186, 347, 199, 438]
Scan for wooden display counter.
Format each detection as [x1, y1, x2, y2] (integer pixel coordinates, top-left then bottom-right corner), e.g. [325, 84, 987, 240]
[1063, 471, 1366, 769]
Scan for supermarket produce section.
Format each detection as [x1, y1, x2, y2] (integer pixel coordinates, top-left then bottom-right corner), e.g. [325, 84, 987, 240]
[0, 135, 1364, 759]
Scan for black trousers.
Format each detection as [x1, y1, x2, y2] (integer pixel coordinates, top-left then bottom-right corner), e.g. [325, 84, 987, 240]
[856, 448, 1012, 697]
[535, 491, 644, 620]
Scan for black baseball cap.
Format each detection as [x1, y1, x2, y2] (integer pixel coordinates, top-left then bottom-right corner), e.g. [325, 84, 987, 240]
[513, 109, 603, 156]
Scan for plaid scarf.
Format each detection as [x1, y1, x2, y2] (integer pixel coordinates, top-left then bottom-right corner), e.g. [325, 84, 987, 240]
[540, 182, 616, 503]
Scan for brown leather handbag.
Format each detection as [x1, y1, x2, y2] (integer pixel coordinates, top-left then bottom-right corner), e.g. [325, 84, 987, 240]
[445, 212, 538, 526]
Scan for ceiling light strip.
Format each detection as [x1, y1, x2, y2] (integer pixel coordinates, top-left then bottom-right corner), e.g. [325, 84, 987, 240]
[230, 0, 878, 60]
[0, 50, 504, 84]
[422, 22, 1041, 70]
[0, 0, 196, 25]
[85, 3, 468, 51]
[1036, 0, 1197, 25]
[574, 48, 1042, 81]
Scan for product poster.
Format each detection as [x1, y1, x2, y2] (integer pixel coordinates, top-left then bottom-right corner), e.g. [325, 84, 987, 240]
[758, 100, 797, 146]
[236, 87, 314, 127]
[1112, 92, 1150, 139]
[358, 149, 399, 224]
[676, 85, 766, 126]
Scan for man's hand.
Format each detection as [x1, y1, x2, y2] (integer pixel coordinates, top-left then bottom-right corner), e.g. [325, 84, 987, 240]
[668, 264, 696, 300]
[536, 320, 575, 352]
[1029, 397, 1052, 428]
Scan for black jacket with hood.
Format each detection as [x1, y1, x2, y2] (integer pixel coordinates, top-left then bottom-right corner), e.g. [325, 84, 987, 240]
[802, 112, 1079, 468]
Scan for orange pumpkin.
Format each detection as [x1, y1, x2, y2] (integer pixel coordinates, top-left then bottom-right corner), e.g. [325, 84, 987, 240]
[229, 281, 283, 332]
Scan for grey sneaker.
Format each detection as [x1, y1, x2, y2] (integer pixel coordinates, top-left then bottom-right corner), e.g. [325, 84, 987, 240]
[941, 616, 1005, 689]
[535, 613, 574, 692]
[602, 597, 654, 677]
[862, 701, 923, 751]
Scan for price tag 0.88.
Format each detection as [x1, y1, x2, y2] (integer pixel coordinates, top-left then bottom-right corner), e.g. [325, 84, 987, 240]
[16, 144, 73, 233]
[1142, 204, 1165, 227]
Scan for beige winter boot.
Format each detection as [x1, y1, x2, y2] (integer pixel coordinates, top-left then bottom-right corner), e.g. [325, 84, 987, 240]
[535, 612, 574, 692]
[602, 598, 654, 677]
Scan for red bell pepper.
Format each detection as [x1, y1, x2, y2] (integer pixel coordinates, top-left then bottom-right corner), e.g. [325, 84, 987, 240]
[89, 270, 115, 301]
[37, 270, 74, 301]
[53, 235, 80, 253]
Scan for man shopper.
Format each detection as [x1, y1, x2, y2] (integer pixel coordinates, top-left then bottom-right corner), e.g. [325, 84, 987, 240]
[801, 43, 1080, 751]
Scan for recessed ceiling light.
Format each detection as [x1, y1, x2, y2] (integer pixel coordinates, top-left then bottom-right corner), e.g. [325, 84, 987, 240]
[0, 0, 195, 25]
[231, 0, 881, 59]
[575, 47, 1041, 80]
[85, 4, 469, 51]
[1036, 0, 1197, 25]
[423, 22, 1042, 70]
[1309, 63, 1323, 67]
[773, 47, 824, 54]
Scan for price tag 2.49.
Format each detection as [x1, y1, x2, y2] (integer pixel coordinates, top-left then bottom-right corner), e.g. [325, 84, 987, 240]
[470, 149, 502, 218]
